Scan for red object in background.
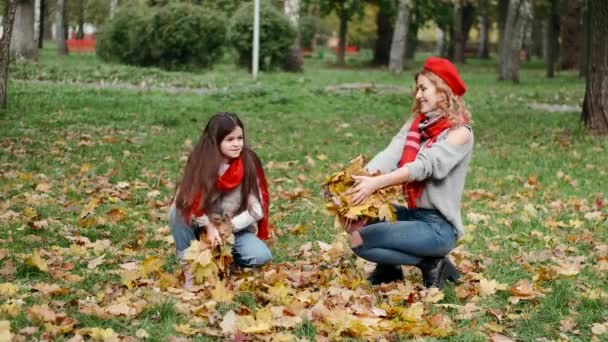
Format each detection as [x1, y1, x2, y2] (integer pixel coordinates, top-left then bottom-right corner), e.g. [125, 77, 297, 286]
[66, 33, 96, 52]
[331, 45, 359, 54]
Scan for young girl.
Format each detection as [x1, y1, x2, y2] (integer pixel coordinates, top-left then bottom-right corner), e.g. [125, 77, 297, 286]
[345, 57, 473, 289]
[168, 112, 272, 290]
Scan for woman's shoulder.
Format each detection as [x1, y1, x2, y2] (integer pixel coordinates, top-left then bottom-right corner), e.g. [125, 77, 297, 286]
[446, 125, 473, 146]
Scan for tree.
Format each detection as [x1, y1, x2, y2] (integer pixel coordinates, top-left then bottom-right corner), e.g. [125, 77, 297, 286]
[56, 0, 68, 55]
[497, 0, 531, 82]
[559, 0, 583, 70]
[477, 0, 491, 59]
[284, 0, 304, 71]
[315, 0, 363, 65]
[10, 0, 38, 60]
[581, 0, 608, 134]
[388, 0, 409, 73]
[544, 0, 559, 78]
[372, 2, 393, 66]
[1, 0, 18, 110]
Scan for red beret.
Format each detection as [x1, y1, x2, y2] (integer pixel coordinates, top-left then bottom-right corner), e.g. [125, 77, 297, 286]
[423, 57, 466, 96]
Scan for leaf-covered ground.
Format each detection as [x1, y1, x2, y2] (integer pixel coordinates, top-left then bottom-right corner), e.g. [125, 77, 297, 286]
[0, 46, 606, 341]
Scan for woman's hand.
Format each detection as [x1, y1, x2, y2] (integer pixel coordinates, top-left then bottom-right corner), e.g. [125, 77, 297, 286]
[205, 223, 222, 246]
[345, 175, 383, 205]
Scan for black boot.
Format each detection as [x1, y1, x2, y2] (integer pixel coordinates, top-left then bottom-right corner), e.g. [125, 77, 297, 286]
[367, 264, 404, 285]
[416, 257, 460, 289]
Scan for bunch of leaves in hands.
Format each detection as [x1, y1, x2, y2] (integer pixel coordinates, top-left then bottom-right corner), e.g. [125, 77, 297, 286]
[183, 215, 235, 284]
[323, 155, 401, 224]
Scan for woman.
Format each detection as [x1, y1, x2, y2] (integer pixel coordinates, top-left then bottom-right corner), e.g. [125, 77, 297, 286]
[345, 57, 473, 289]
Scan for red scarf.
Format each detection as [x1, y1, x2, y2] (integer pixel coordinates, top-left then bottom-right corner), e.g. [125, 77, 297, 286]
[398, 113, 453, 208]
[184, 156, 271, 240]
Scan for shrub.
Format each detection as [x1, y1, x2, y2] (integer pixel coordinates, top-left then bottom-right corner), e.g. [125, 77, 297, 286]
[227, 1, 296, 70]
[97, 3, 226, 70]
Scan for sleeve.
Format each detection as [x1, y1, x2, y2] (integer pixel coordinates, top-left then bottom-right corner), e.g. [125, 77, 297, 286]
[366, 119, 413, 174]
[231, 194, 264, 233]
[406, 135, 473, 181]
[191, 213, 210, 227]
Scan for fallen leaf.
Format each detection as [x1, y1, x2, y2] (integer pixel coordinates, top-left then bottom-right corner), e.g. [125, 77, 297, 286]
[25, 250, 49, 272]
[87, 255, 105, 270]
[0, 283, 18, 297]
[220, 310, 237, 334]
[0, 320, 12, 342]
[27, 304, 57, 323]
[489, 332, 515, 342]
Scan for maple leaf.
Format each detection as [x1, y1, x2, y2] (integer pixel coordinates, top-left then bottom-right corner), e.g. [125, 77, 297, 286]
[25, 250, 49, 272]
[27, 304, 57, 323]
[236, 315, 272, 334]
[77, 327, 118, 341]
[220, 310, 237, 335]
[140, 255, 163, 278]
[0, 283, 18, 297]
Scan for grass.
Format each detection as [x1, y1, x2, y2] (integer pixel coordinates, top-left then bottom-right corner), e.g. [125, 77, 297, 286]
[1, 44, 606, 341]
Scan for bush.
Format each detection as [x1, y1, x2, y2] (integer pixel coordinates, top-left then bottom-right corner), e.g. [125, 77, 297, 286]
[97, 3, 226, 70]
[227, 1, 296, 71]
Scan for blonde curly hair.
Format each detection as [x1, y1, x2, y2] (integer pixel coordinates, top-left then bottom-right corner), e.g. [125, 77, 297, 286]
[410, 70, 471, 126]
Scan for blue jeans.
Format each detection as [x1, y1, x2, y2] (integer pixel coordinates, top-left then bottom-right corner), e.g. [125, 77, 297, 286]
[169, 206, 272, 267]
[351, 206, 457, 266]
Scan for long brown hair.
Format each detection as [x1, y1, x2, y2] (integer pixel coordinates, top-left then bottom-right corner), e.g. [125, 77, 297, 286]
[411, 70, 471, 126]
[175, 112, 262, 217]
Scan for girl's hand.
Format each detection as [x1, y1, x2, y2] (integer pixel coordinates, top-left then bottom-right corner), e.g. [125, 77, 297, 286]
[345, 175, 382, 205]
[205, 223, 222, 246]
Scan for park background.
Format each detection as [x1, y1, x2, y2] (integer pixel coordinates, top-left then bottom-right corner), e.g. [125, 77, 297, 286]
[0, 0, 607, 341]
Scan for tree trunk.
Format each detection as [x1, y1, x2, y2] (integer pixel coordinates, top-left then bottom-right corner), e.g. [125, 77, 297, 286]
[1, 1, 18, 110]
[530, 18, 542, 59]
[77, 0, 84, 39]
[559, 0, 582, 70]
[38, 0, 46, 48]
[477, 14, 489, 58]
[497, 0, 531, 82]
[581, 0, 608, 134]
[372, 5, 393, 66]
[337, 8, 347, 66]
[283, 0, 303, 72]
[454, 2, 465, 63]
[10, 0, 38, 60]
[579, 0, 588, 77]
[405, 22, 417, 60]
[545, 0, 559, 78]
[388, 0, 410, 73]
[497, 0, 509, 52]
[43, 0, 52, 40]
[56, 0, 67, 55]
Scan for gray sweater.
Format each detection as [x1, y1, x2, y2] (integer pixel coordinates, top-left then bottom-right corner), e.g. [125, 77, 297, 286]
[367, 122, 473, 239]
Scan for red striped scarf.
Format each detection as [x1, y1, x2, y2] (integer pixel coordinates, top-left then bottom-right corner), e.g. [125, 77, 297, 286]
[398, 113, 453, 207]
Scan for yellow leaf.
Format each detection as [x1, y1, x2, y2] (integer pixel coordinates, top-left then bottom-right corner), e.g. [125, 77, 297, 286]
[174, 323, 199, 336]
[78, 327, 118, 341]
[401, 302, 424, 322]
[268, 283, 290, 305]
[210, 281, 234, 303]
[0, 283, 18, 297]
[236, 315, 272, 334]
[136, 329, 149, 339]
[1, 302, 21, 317]
[23, 207, 38, 218]
[377, 203, 396, 223]
[140, 256, 163, 277]
[25, 250, 48, 272]
[0, 320, 12, 342]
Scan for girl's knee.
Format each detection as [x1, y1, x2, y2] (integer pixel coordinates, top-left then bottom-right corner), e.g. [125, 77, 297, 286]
[350, 231, 363, 248]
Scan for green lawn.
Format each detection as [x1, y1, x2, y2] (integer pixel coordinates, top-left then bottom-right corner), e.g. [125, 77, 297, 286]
[1, 46, 606, 341]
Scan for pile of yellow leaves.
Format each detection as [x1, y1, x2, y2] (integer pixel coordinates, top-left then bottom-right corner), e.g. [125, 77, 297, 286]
[323, 155, 402, 224]
[183, 216, 235, 284]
